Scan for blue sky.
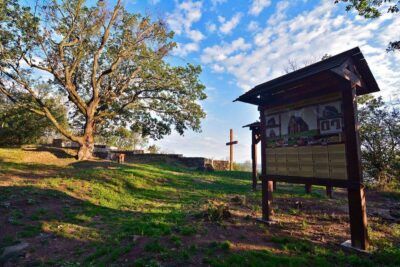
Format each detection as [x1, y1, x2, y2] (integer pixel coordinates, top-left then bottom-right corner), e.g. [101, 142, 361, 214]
[122, 0, 400, 162]
[22, 0, 399, 162]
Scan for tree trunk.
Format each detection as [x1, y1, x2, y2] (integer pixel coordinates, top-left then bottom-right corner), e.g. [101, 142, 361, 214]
[77, 98, 98, 161]
[77, 132, 95, 160]
[77, 142, 94, 160]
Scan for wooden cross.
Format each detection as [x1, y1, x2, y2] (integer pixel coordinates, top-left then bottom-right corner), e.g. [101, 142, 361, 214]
[225, 129, 238, 171]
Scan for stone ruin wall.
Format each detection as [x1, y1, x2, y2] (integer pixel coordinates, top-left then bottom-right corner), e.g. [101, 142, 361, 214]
[51, 139, 229, 171]
[95, 151, 229, 171]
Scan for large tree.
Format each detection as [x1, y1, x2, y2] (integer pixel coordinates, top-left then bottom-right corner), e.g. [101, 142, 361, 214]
[335, 0, 399, 52]
[358, 95, 400, 186]
[0, 0, 206, 160]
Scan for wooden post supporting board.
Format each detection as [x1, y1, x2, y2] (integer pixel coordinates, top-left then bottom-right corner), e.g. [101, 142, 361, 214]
[251, 131, 258, 190]
[305, 184, 312, 194]
[117, 153, 125, 164]
[244, 122, 262, 190]
[326, 186, 333, 198]
[342, 85, 369, 250]
[260, 108, 273, 222]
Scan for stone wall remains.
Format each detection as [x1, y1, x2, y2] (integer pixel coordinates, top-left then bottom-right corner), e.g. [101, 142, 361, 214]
[94, 151, 229, 171]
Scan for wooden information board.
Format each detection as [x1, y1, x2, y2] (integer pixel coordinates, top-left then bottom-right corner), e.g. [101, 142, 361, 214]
[264, 93, 347, 180]
[235, 47, 381, 251]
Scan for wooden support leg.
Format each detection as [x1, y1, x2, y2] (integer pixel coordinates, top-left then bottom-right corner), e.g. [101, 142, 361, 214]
[261, 177, 274, 222]
[342, 85, 369, 250]
[326, 186, 333, 198]
[251, 133, 257, 191]
[252, 175, 257, 191]
[118, 154, 125, 164]
[347, 187, 369, 250]
[259, 108, 274, 224]
[305, 184, 312, 194]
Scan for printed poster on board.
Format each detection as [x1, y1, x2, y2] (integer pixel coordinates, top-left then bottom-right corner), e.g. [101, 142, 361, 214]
[265, 100, 343, 147]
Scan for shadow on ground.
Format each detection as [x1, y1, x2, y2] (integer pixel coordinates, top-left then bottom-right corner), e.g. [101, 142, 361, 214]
[23, 146, 77, 159]
[69, 160, 121, 169]
[0, 184, 184, 265]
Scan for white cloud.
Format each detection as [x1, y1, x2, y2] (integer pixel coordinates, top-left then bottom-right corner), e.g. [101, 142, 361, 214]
[167, 1, 203, 35]
[247, 20, 260, 32]
[212, 64, 225, 72]
[201, 37, 251, 64]
[201, 0, 400, 98]
[267, 0, 289, 25]
[173, 42, 200, 57]
[187, 29, 205, 42]
[206, 22, 217, 33]
[211, 0, 227, 9]
[249, 0, 271, 16]
[219, 13, 243, 34]
[167, 1, 205, 57]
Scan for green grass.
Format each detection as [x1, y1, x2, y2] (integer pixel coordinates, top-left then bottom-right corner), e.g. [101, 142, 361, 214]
[203, 250, 308, 267]
[0, 147, 399, 266]
[0, 148, 253, 264]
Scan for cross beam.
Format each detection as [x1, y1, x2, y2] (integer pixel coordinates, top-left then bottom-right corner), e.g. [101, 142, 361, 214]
[226, 129, 238, 171]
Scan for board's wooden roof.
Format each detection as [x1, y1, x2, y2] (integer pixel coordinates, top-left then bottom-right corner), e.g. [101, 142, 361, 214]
[235, 47, 380, 105]
[243, 121, 260, 130]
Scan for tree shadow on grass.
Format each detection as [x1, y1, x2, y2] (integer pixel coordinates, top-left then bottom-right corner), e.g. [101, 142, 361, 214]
[117, 164, 254, 203]
[69, 160, 121, 169]
[0, 185, 180, 265]
[0, 159, 333, 209]
[23, 146, 77, 159]
[0, 161, 68, 180]
[381, 190, 400, 201]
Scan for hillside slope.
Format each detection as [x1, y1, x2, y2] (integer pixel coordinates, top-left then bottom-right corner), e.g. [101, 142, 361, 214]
[0, 147, 399, 266]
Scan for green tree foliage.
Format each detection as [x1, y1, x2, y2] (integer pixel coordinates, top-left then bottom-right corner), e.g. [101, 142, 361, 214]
[95, 126, 148, 150]
[358, 95, 400, 186]
[147, 144, 161, 154]
[0, 0, 206, 160]
[0, 95, 67, 146]
[232, 161, 252, 172]
[335, 0, 399, 52]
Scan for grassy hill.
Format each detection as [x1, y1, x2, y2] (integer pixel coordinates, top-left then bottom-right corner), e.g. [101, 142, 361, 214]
[0, 147, 399, 266]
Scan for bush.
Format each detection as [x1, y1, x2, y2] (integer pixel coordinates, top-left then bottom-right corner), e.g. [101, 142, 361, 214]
[0, 97, 66, 146]
[200, 201, 231, 222]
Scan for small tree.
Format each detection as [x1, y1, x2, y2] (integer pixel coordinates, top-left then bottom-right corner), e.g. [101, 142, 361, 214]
[0, 94, 67, 146]
[283, 54, 331, 74]
[0, 0, 206, 160]
[147, 144, 160, 154]
[358, 95, 400, 186]
[96, 126, 148, 150]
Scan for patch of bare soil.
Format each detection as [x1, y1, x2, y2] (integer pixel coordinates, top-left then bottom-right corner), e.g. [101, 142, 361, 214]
[0, 188, 93, 266]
